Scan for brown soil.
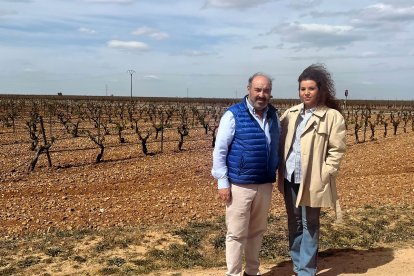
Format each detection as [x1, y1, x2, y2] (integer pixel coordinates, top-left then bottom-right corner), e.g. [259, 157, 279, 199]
[1, 127, 413, 275]
[1, 129, 413, 236]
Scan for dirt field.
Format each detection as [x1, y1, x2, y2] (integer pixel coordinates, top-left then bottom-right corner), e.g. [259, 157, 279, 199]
[1, 123, 413, 275]
[1, 126, 413, 235]
[160, 246, 414, 276]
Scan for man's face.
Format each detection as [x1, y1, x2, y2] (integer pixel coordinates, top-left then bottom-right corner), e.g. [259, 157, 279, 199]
[247, 75, 272, 112]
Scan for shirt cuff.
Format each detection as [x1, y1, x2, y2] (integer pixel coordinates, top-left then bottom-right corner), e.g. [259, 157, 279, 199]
[217, 178, 230, 189]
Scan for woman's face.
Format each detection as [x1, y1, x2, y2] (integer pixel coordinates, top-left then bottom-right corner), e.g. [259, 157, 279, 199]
[299, 79, 319, 109]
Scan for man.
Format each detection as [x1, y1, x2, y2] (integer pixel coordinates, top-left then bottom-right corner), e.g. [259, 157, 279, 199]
[212, 72, 280, 276]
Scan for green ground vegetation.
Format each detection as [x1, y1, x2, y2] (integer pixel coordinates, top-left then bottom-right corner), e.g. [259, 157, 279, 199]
[0, 205, 413, 275]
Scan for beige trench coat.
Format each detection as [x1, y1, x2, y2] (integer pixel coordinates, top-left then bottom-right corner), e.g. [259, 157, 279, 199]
[277, 103, 346, 213]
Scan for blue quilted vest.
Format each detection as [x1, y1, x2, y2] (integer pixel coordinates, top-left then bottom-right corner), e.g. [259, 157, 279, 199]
[227, 97, 280, 184]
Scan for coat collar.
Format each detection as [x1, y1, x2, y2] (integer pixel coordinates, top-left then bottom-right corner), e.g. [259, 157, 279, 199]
[288, 103, 328, 117]
[304, 105, 328, 132]
[288, 103, 329, 134]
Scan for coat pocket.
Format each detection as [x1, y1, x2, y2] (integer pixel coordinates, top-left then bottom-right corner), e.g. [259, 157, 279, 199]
[321, 162, 331, 184]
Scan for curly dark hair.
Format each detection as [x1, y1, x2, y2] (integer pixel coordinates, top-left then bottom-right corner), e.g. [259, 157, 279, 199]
[298, 64, 341, 112]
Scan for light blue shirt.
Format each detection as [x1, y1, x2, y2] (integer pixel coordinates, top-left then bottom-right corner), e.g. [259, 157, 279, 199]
[285, 107, 315, 184]
[211, 97, 280, 189]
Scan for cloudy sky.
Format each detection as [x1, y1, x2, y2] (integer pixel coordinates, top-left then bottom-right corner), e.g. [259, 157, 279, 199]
[1, 0, 413, 100]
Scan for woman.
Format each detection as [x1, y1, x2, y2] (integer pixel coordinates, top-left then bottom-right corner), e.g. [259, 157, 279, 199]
[278, 64, 346, 275]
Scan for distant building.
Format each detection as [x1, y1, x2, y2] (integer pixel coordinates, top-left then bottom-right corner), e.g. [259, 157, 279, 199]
[58, 92, 63, 96]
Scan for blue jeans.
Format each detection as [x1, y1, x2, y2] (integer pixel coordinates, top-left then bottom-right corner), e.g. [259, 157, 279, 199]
[284, 178, 321, 276]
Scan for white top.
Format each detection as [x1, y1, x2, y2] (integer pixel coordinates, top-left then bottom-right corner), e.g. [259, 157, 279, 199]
[285, 107, 315, 184]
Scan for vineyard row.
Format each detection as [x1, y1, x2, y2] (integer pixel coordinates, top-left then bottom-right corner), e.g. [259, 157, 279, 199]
[0, 96, 413, 172]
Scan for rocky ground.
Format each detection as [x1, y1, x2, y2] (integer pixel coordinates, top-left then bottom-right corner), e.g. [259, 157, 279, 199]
[0, 127, 413, 275]
[1, 128, 413, 236]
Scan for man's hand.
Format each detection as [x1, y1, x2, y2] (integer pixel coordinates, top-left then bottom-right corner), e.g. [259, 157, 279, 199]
[218, 188, 231, 203]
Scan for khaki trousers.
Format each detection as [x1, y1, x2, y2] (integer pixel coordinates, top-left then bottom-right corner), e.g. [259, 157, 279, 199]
[225, 183, 273, 276]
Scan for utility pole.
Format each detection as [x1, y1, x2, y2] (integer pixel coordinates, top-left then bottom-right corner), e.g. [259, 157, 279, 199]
[127, 70, 135, 99]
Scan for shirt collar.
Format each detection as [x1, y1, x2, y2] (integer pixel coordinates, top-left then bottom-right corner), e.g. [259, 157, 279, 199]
[300, 106, 316, 116]
[245, 97, 269, 117]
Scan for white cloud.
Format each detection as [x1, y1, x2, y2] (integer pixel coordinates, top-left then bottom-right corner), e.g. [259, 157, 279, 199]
[310, 10, 354, 18]
[309, 4, 414, 36]
[252, 45, 268, 50]
[350, 3, 414, 31]
[2, 0, 32, 2]
[0, 9, 17, 16]
[132, 26, 170, 40]
[181, 50, 216, 56]
[296, 23, 353, 33]
[288, 0, 322, 9]
[342, 3, 414, 40]
[132, 26, 153, 36]
[268, 22, 364, 48]
[203, 0, 274, 9]
[78, 27, 96, 34]
[359, 51, 379, 58]
[286, 51, 395, 61]
[86, 0, 134, 4]
[143, 75, 160, 80]
[150, 32, 169, 40]
[107, 40, 150, 51]
[362, 3, 414, 22]
[360, 81, 375, 85]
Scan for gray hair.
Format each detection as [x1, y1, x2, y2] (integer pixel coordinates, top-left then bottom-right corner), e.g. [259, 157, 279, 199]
[248, 72, 273, 87]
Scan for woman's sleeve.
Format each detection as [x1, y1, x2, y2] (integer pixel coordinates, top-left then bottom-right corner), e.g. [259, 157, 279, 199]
[325, 111, 347, 176]
[277, 108, 290, 194]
